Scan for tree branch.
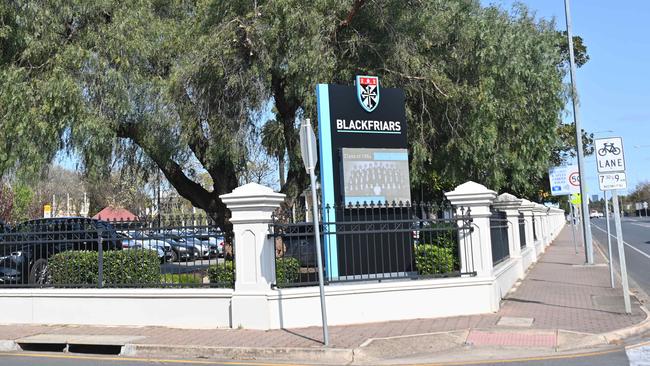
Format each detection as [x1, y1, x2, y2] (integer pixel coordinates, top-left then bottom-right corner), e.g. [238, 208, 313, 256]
[336, 0, 366, 34]
[115, 123, 214, 210]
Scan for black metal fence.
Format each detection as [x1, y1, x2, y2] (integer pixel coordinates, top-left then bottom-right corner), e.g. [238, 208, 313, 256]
[532, 215, 538, 241]
[270, 202, 475, 288]
[518, 213, 526, 248]
[0, 215, 234, 288]
[489, 210, 510, 265]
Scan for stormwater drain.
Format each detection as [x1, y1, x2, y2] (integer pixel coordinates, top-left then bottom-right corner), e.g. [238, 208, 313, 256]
[15, 334, 145, 356]
[68, 344, 122, 355]
[18, 343, 67, 353]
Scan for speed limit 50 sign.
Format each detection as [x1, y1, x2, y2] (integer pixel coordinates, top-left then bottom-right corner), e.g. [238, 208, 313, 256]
[548, 165, 580, 196]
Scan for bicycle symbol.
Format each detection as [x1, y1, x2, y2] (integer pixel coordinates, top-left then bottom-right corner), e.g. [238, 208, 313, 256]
[597, 142, 621, 156]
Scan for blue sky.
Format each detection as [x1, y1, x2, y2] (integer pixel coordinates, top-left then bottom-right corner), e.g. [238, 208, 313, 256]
[483, 0, 650, 197]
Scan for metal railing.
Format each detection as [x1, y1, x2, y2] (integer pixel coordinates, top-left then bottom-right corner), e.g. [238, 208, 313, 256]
[490, 209, 510, 265]
[0, 215, 234, 288]
[270, 201, 475, 288]
[532, 214, 538, 241]
[519, 213, 526, 248]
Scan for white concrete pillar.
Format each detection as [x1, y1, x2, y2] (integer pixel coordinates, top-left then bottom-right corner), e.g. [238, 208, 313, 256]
[519, 199, 536, 259]
[220, 183, 285, 330]
[533, 204, 547, 251]
[493, 193, 523, 263]
[445, 181, 497, 277]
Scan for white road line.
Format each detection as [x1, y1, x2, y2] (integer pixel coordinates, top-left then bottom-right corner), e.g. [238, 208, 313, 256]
[591, 222, 650, 260]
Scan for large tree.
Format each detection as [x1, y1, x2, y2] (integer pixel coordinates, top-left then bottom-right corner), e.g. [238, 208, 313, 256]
[1, 0, 585, 227]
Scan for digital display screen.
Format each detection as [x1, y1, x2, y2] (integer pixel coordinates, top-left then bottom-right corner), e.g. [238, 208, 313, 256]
[341, 148, 411, 205]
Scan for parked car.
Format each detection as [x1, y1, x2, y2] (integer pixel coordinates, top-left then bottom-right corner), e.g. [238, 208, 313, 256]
[166, 230, 212, 259]
[151, 232, 201, 261]
[122, 242, 168, 263]
[194, 232, 224, 258]
[0, 217, 122, 285]
[117, 231, 173, 263]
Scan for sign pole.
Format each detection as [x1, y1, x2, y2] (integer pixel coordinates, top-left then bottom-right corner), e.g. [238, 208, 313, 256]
[564, 0, 594, 265]
[300, 119, 330, 346]
[604, 190, 615, 288]
[570, 203, 578, 254]
[611, 190, 631, 313]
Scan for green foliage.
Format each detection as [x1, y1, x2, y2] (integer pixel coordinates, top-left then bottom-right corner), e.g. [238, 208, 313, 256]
[0, 0, 590, 217]
[49, 251, 99, 285]
[103, 250, 160, 286]
[161, 273, 203, 285]
[414, 234, 458, 276]
[11, 184, 35, 222]
[49, 250, 160, 286]
[276, 256, 300, 285]
[207, 260, 235, 288]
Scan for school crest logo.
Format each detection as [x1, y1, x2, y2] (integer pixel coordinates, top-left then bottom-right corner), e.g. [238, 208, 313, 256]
[356, 75, 380, 112]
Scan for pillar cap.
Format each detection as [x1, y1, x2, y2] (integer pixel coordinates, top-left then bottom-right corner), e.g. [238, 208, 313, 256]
[519, 199, 536, 211]
[533, 203, 550, 213]
[220, 183, 286, 223]
[493, 193, 523, 210]
[445, 181, 497, 207]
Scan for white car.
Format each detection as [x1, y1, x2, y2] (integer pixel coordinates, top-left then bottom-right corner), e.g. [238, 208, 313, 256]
[589, 211, 604, 219]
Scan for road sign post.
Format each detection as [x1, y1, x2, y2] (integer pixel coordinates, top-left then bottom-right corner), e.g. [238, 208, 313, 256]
[570, 204, 578, 254]
[604, 191, 615, 288]
[299, 118, 330, 346]
[612, 191, 631, 313]
[595, 136, 630, 313]
[564, 0, 594, 266]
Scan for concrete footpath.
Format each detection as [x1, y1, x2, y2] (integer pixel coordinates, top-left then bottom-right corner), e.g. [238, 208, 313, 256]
[1, 225, 649, 365]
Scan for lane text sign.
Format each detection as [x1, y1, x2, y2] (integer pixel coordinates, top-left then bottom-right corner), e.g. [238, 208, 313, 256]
[595, 137, 625, 173]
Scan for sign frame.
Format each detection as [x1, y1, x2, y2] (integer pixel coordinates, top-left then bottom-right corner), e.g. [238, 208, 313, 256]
[595, 137, 626, 173]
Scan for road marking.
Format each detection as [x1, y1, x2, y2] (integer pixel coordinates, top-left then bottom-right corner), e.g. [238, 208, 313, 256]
[0, 348, 625, 366]
[591, 223, 650, 260]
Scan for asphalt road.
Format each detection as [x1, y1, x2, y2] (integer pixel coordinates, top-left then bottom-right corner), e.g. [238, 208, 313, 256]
[590, 216, 650, 298]
[0, 348, 635, 366]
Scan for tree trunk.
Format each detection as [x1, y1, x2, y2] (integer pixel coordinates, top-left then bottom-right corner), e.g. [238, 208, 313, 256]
[278, 155, 286, 187]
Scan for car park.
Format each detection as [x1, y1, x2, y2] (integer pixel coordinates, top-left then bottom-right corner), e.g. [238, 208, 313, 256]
[117, 231, 174, 262]
[0, 217, 121, 285]
[195, 232, 225, 257]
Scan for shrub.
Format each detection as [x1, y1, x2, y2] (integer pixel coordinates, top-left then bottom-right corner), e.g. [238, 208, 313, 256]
[276, 257, 300, 285]
[161, 273, 203, 285]
[414, 234, 458, 276]
[49, 250, 160, 286]
[49, 251, 98, 285]
[208, 260, 235, 288]
[103, 250, 160, 286]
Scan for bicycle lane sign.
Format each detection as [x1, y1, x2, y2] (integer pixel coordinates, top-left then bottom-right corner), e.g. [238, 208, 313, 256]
[595, 137, 625, 173]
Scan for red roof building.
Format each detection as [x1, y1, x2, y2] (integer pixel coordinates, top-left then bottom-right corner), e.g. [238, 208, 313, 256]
[92, 207, 138, 222]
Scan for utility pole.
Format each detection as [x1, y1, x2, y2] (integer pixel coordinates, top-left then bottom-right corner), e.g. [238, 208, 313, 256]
[564, 0, 593, 264]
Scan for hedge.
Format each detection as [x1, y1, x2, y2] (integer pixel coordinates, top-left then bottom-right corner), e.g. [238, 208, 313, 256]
[414, 234, 458, 276]
[207, 260, 235, 288]
[207, 257, 301, 288]
[276, 257, 300, 285]
[49, 250, 160, 286]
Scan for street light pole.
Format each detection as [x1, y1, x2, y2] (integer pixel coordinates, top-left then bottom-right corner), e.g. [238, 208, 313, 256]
[564, 0, 594, 264]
